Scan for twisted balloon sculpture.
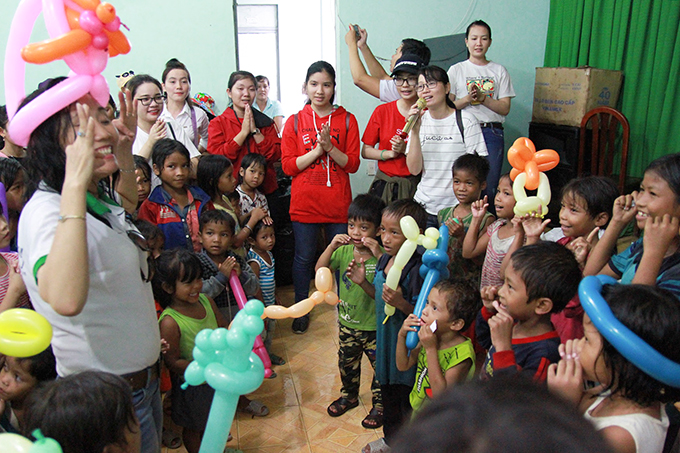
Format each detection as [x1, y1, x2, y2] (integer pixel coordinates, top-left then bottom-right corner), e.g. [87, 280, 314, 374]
[384, 217, 439, 318]
[5, 0, 131, 146]
[507, 137, 560, 217]
[262, 267, 339, 319]
[183, 300, 266, 453]
[405, 224, 450, 350]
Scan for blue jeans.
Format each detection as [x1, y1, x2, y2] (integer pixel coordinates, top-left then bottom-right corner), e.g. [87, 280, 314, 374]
[292, 222, 347, 303]
[481, 125, 505, 215]
[132, 375, 162, 453]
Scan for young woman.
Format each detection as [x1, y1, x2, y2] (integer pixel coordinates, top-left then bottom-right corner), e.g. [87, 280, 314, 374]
[447, 20, 515, 213]
[281, 61, 361, 334]
[253, 75, 284, 134]
[207, 71, 281, 196]
[406, 66, 487, 226]
[160, 58, 210, 153]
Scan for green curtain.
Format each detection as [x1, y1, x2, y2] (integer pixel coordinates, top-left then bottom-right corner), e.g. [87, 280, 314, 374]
[544, 0, 680, 177]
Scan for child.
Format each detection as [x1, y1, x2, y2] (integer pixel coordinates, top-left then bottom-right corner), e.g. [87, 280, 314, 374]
[0, 105, 25, 158]
[138, 138, 214, 252]
[477, 242, 581, 381]
[447, 20, 515, 213]
[315, 193, 386, 429]
[133, 155, 152, 214]
[154, 248, 229, 453]
[361, 54, 426, 203]
[347, 199, 427, 453]
[462, 173, 517, 289]
[24, 370, 141, 453]
[134, 219, 165, 260]
[0, 204, 30, 311]
[237, 153, 271, 224]
[548, 284, 680, 453]
[438, 153, 494, 286]
[0, 346, 56, 433]
[196, 154, 267, 257]
[584, 153, 680, 300]
[396, 278, 480, 414]
[197, 210, 259, 324]
[247, 219, 286, 371]
[0, 158, 26, 249]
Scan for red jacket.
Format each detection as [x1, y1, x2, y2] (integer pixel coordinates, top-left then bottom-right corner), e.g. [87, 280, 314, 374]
[281, 104, 360, 223]
[207, 107, 281, 195]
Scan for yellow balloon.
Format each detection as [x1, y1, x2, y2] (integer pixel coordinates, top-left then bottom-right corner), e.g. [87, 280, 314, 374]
[536, 172, 551, 205]
[422, 237, 437, 249]
[325, 292, 339, 305]
[425, 227, 439, 240]
[0, 433, 34, 453]
[384, 304, 396, 317]
[0, 309, 52, 357]
[399, 216, 420, 240]
[310, 291, 325, 304]
[315, 267, 333, 293]
[262, 305, 289, 320]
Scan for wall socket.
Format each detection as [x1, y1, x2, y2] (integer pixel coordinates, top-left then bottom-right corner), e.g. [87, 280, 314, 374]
[367, 161, 377, 176]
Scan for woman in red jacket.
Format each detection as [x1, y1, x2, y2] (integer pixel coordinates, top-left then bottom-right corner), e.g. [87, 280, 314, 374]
[281, 61, 361, 333]
[207, 71, 281, 196]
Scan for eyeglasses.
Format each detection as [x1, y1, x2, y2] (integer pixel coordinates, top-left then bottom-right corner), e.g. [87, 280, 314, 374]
[136, 94, 166, 106]
[393, 76, 418, 87]
[415, 81, 440, 92]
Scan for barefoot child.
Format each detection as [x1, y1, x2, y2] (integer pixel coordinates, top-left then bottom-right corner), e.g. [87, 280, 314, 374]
[316, 193, 386, 429]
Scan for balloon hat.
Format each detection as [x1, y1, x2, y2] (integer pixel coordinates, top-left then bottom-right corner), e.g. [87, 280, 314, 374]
[4, 0, 131, 147]
[507, 137, 559, 217]
[579, 275, 680, 388]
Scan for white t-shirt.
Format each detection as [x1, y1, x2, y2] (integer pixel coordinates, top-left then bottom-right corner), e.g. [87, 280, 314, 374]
[410, 109, 487, 215]
[18, 188, 161, 376]
[159, 102, 209, 150]
[379, 78, 400, 103]
[447, 60, 515, 124]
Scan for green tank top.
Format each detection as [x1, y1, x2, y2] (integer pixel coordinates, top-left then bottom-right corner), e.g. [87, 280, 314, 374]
[159, 294, 218, 360]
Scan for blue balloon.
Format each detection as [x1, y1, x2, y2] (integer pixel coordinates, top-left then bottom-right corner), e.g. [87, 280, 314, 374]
[407, 224, 450, 350]
[579, 275, 680, 388]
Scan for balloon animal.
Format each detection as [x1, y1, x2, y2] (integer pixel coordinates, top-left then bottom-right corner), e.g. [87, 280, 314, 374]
[384, 216, 439, 317]
[183, 300, 266, 453]
[262, 267, 339, 319]
[507, 137, 560, 217]
[5, 0, 131, 146]
[405, 224, 450, 350]
[228, 271, 273, 378]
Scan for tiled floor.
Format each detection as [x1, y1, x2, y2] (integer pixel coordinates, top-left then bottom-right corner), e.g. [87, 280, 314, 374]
[162, 284, 382, 453]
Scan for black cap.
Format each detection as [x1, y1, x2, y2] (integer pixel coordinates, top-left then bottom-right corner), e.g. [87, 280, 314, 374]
[391, 53, 426, 76]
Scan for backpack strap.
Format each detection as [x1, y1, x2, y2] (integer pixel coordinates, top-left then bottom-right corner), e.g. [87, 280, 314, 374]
[167, 122, 177, 140]
[455, 108, 464, 144]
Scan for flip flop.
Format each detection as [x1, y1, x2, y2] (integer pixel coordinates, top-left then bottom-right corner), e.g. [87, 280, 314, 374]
[327, 397, 359, 417]
[239, 399, 270, 417]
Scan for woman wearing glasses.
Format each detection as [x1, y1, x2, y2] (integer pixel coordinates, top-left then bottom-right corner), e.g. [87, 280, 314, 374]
[361, 54, 425, 204]
[127, 74, 200, 185]
[405, 66, 487, 226]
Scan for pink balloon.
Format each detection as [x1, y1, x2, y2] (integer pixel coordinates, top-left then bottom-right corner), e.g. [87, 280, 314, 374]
[90, 74, 109, 106]
[78, 10, 102, 34]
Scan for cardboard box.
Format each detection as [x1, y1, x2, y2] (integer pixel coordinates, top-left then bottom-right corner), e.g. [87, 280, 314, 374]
[531, 67, 623, 127]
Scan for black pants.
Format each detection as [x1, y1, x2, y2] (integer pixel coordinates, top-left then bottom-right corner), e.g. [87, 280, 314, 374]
[381, 383, 412, 445]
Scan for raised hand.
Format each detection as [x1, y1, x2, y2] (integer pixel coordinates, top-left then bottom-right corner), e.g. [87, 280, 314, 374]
[361, 237, 383, 258]
[488, 300, 513, 352]
[330, 233, 351, 249]
[318, 123, 333, 152]
[148, 118, 167, 145]
[547, 339, 584, 405]
[346, 258, 366, 285]
[480, 286, 499, 312]
[611, 193, 637, 225]
[65, 103, 96, 188]
[471, 196, 489, 219]
[399, 313, 421, 338]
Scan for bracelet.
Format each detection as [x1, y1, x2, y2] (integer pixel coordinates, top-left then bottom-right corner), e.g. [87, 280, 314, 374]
[58, 215, 86, 223]
[243, 224, 252, 233]
[380, 150, 385, 161]
[119, 167, 135, 173]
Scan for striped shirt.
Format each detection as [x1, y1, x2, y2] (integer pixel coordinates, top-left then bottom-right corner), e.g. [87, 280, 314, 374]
[247, 249, 275, 306]
[480, 219, 515, 289]
[412, 110, 487, 215]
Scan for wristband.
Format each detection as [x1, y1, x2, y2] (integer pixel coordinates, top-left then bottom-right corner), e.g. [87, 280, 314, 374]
[58, 215, 86, 223]
[380, 150, 385, 161]
[243, 224, 252, 233]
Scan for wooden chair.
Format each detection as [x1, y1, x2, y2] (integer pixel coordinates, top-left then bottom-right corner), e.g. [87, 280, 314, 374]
[578, 106, 630, 193]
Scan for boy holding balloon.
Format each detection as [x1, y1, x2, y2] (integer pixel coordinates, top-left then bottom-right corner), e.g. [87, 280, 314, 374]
[347, 199, 427, 453]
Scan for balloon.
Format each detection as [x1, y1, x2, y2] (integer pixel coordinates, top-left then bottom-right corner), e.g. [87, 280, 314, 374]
[513, 172, 551, 217]
[579, 276, 680, 388]
[4, 0, 130, 146]
[262, 267, 339, 319]
[0, 430, 62, 453]
[0, 309, 53, 357]
[384, 217, 439, 317]
[406, 224, 450, 350]
[507, 137, 559, 197]
[183, 300, 265, 453]
[228, 271, 272, 378]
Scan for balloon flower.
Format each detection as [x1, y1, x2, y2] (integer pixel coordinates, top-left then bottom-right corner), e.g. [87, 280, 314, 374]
[183, 300, 266, 453]
[406, 224, 450, 350]
[507, 137, 560, 217]
[262, 267, 339, 319]
[0, 308, 52, 357]
[579, 276, 680, 388]
[5, 0, 131, 147]
[0, 429, 63, 453]
[228, 271, 273, 378]
[384, 216, 439, 317]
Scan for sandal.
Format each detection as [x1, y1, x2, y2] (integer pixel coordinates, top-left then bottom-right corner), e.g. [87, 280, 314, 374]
[162, 427, 182, 449]
[269, 353, 286, 366]
[239, 399, 270, 417]
[327, 397, 359, 417]
[361, 407, 383, 429]
[362, 437, 390, 453]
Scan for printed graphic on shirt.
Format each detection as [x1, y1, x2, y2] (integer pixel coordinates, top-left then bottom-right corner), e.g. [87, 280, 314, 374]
[466, 76, 496, 97]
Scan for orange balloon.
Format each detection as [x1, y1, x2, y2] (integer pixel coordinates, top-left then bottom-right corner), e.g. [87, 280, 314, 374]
[325, 292, 339, 305]
[510, 168, 521, 181]
[96, 3, 117, 23]
[106, 30, 131, 56]
[507, 145, 528, 171]
[521, 137, 536, 154]
[315, 267, 333, 293]
[524, 161, 540, 190]
[22, 29, 91, 64]
[65, 7, 80, 29]
[72, 0, 101, 10]
[535, 149, 560, 172]
[310, 291, 325, 304]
